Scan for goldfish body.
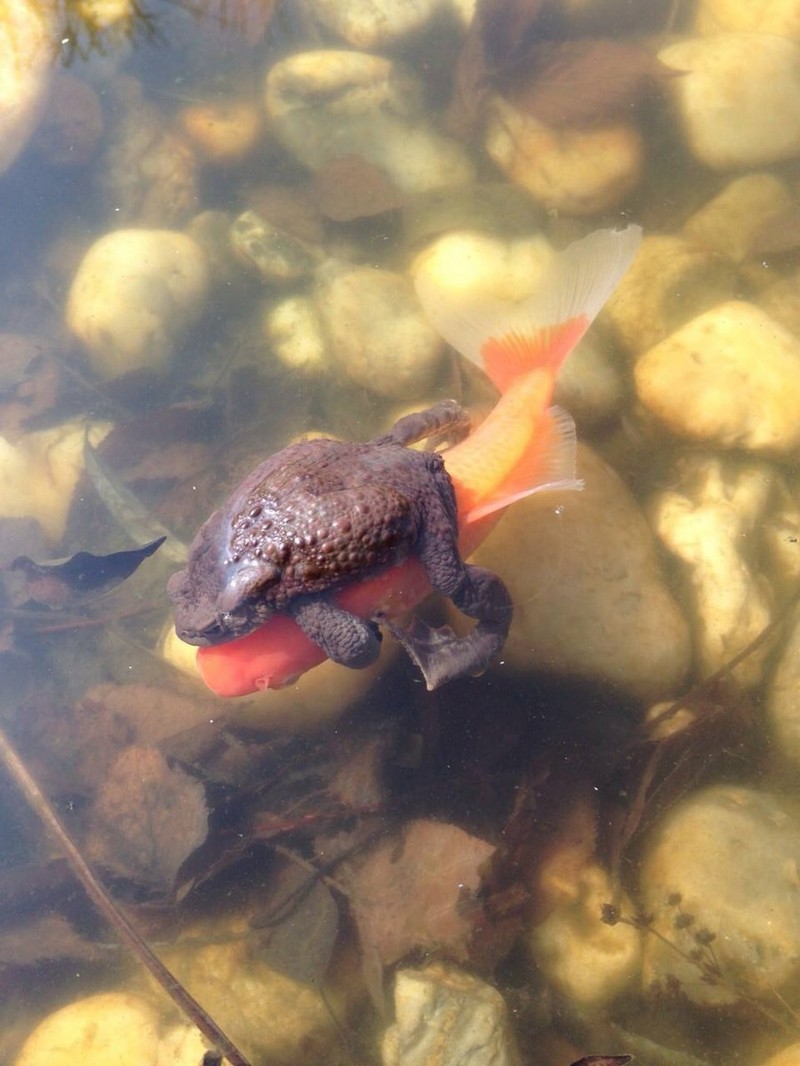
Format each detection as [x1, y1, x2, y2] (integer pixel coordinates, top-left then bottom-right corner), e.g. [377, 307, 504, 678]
[169, 226, 642, 695]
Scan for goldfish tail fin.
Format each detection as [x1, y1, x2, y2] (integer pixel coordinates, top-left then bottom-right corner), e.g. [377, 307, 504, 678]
[463, 405, 582, 523]
[415, 225, 641, 394]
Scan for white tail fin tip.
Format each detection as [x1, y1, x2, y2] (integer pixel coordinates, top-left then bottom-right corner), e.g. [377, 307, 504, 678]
[415, 225, 642, 377]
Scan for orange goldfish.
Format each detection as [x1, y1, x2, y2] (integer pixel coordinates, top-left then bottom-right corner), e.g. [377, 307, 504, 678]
[187, 225, 641, 696]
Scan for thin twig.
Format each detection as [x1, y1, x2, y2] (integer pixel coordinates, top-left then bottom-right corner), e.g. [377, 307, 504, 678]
[0, 722, 252, 1066]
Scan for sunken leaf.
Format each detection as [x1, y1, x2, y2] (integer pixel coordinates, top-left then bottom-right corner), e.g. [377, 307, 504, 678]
[87, 746, 208, 892]
[342, 819, 495, 967]
[507, 39, 668, 127]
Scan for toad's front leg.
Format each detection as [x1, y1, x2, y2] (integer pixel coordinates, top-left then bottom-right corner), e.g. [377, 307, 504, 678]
[288, 596, 382, 669]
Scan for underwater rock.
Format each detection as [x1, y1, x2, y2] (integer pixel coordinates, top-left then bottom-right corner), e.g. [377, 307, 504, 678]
[0, 0, 55, 174]
[639, 785, 800, 1006]
[155, 1025, 208, 1065]
[758, 1043, 800, 1066]
[382, 962, 522, 1066]
[263, 295, 330, 376]
[758, 268, 800, 338]
[264, 50, 475, 195]
[98, 77, 198, 227]
[403, 183, 544, 247]
[66, 228, 210, 380]
[14, 991, 161, 1066]
[695, 0, 800, 38]
[484, 96, 643, 216]
[552, 332, 624, 429]
[634, 301, 800, 454]
[650, 453, 775, 687]
[0, 421, 110, 542]
[315, 260, 444, 400]
[660, 33, 800, 170]
[73, 0, 136, 33]
[528, 863, 642, 1009]
[178, 99, 262, 165]
[230, 210, 320, 283]
[767, 606, 800, 766]
[468, 444, 690, 701]
[186, 209, 243, 291]
[603, 233, 736, 356]
[681, 172, 794, 265]
[411, 228, 555, 302]
[305, 0, 443, 48]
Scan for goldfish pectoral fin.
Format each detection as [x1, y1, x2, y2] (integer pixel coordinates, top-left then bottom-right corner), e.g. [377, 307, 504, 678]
[415, 225, 642, 393]
[464, 404, 583, 523]
[387, 614, 504, 691]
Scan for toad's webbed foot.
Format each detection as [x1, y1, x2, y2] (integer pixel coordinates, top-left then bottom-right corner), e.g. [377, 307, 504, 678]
[289, 596, 382, 669]
[388, 565, 512, 690]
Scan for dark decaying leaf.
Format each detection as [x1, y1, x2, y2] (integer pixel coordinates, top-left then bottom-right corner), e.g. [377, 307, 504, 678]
[506, 39, 670, 127]
[0, 913, 104, 969]
[252, 862, 339, 987]
[448, 0, 670, 134]
[480, 0, 547, 69]
[341, 819, 495, 968]
[86, 746, 209, 892]
[9, 537, 165, 609]
[312, 155, 405, 222]
[447, 0, 547, 135]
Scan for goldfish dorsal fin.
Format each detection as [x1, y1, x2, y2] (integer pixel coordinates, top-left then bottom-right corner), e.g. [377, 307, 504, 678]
[415, 225, 642, 393]
[463, 405, 582, 523]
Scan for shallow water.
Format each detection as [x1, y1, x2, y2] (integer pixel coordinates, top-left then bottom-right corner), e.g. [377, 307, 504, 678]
[2, 2, 800, 1065]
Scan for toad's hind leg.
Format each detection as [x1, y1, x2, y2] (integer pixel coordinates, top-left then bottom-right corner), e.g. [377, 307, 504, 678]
[289, 596, 382, 669]
[387, 564, 512, 690]
[378, 399, 471, 449]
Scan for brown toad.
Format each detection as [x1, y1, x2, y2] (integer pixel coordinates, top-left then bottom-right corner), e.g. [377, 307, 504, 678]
[167, 400, 512, 689]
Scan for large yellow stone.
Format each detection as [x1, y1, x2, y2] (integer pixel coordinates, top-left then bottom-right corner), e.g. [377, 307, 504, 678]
[635, 301, 800, 453]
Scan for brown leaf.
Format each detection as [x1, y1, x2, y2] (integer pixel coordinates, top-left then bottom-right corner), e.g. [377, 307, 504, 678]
[87, 746, 208, 892]
[342, 820, 495, 967]
[507, 39, 669, 127]
[312, 155, 405, 222]
[240, 182, 325, 245]
[446, 0, 548, 135]
[253, 862, 339, 987]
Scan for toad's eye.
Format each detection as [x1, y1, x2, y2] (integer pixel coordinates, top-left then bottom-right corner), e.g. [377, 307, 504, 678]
[218, 562, 280, 612]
